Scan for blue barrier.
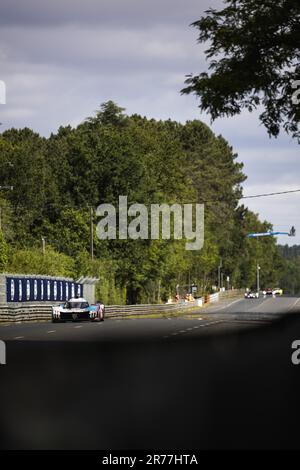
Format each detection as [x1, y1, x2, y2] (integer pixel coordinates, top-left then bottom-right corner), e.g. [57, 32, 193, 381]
[6, 277, 83, 303]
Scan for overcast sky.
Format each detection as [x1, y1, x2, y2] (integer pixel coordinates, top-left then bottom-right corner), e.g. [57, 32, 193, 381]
[0, 0, 299, 245]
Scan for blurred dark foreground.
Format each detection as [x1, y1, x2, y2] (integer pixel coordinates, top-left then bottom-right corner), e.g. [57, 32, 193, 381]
[1, 314, 300, 450]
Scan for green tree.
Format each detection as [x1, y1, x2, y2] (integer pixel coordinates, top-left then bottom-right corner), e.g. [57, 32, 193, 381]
[0, 101, 289, 302]
[7, 247, 75, 278]
[182, 0, 300, 140]
[85, 101, 126, 127]
[0, 229, 8, 271]
[278, 245, 300, 294]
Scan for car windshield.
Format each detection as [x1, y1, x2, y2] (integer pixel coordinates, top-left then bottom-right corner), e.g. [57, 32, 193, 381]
[65, 301, 89, 309]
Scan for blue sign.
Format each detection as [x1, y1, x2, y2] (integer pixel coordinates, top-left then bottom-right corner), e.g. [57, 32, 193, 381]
[6, 277, 83, 303]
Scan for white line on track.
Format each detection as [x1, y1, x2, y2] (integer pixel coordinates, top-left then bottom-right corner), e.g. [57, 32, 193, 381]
[14, 336, 24, 340]
[288, 298, 300, 311]
[200, 320, 223, 327]
[163, 320, 224, 339]
[47, 330, 56, 334]
[207, 298, 244, 313]
[74, 325, 83, 329]
[247, 296, 273, 312]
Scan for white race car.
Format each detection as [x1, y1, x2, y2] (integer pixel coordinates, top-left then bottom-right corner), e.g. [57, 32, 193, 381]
[52, 297, 105, 322]
[245, 291, 259, 299]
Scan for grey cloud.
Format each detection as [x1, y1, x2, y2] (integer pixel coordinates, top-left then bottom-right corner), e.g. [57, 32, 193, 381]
[245, 188, 300, 245]
[0, 24, 205, 73]
[0, 0, 220, 27]
[240, 147, 300, 187]
[239, 146, 300, 245]
[0, 0, 298, 245]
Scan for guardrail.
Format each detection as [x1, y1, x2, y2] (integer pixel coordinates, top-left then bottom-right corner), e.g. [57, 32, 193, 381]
[0, 301, 200, 323]
[105, 301, 201, 318]
[208, 292, 219, 303]
[0, 289, 244, 323]
[0, 304, 53, 323]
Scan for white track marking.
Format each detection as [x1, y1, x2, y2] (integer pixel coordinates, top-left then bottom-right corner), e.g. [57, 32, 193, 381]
[205, 298, 244, 313]
[14, 336, 24, 340]
[163, 320, 224, 339]
[287, 298, 300, 312]
[247, 296, 273, 312]
[74, 325, 83, 329]
[47, 330, 56, 334]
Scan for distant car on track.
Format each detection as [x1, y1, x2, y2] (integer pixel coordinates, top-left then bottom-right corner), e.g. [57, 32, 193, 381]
[263, 288, 273, 296]
[262, 288, 283, 296]
[272, 287, 283, 296]
[52, 297, 105, 323]
[244, 291, 259, 299]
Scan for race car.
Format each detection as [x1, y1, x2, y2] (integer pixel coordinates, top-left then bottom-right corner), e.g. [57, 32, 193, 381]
[272, 287, 283, 296]
[262, 287, 283, 296]
[244, 291, 259, 299]
[52, 297, 105, 322]
[263, 288, 273, 296]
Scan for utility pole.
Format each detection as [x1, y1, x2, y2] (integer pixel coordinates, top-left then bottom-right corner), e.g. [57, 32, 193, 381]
[257, 264, 260, 293]
[41, 237, 46, 256]
[90, 206, 94, 260]
[218, 258, 222, 291]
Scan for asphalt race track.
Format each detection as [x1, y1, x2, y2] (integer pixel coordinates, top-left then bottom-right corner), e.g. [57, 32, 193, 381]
[1, 295, 300, 449]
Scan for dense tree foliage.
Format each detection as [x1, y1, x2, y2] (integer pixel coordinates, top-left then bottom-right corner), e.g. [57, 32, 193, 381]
[0, 101, 294, 302]
[279, 244, 300, 260]
[278, 245, 300, 294]
[0, 228, 8, 270]
[182, 0, 300, 140]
